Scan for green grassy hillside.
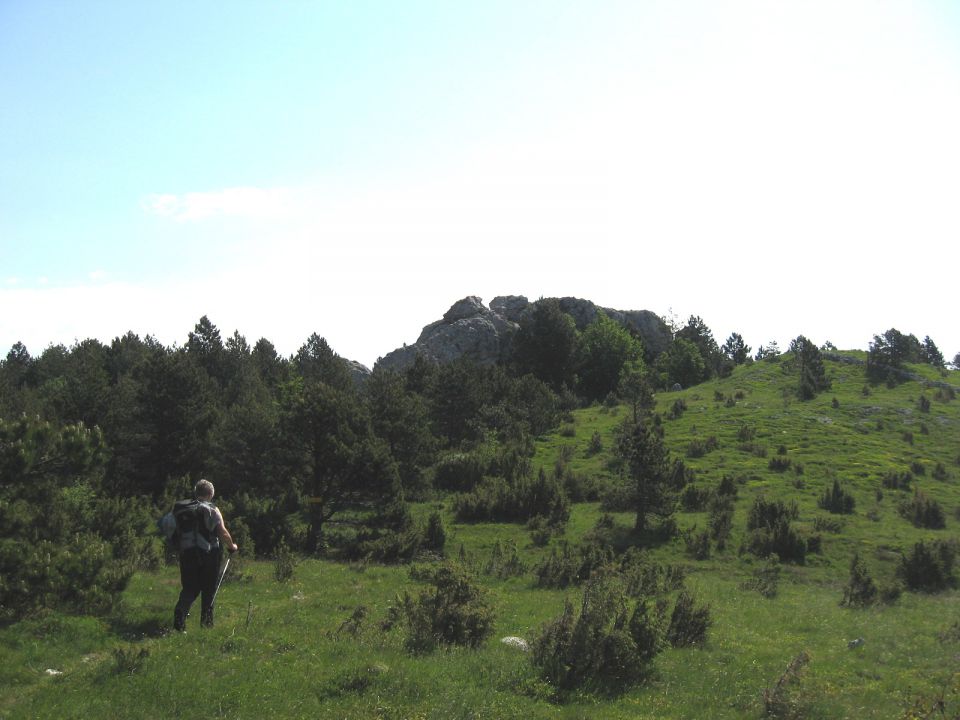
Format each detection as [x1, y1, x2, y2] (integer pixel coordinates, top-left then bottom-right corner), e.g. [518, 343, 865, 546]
[3, 355, 959, 719]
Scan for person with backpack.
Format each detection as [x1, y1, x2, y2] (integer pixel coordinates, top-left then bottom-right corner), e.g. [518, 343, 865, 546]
[161, 479, 238, 631]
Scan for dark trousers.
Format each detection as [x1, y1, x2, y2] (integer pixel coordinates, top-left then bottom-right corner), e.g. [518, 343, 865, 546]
[174, 547, 221, 627]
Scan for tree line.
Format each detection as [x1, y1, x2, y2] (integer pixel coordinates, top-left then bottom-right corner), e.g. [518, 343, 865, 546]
[0, 298, 952, 621]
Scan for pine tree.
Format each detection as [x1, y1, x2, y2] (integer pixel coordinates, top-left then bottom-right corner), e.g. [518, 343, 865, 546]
[615, 417, 676, 534]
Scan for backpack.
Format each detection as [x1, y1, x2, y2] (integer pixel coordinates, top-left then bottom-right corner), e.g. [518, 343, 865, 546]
[159, 499, 218, 552]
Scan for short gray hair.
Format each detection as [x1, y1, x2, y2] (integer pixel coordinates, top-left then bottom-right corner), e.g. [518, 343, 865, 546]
[194, 479, 215, 500]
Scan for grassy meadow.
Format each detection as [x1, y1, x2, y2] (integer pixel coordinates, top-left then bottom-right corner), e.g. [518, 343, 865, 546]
[3, 354, 959, 719]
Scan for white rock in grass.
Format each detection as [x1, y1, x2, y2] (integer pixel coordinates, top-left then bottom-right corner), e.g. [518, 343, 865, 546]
[501, 636, 529, 652]
[45, 669, 63, 676]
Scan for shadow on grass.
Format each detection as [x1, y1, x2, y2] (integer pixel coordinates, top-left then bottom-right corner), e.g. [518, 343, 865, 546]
[108, 612, 169, 641]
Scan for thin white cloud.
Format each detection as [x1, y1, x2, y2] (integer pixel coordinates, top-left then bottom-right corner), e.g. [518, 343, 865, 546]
[141, 187, 293, 222]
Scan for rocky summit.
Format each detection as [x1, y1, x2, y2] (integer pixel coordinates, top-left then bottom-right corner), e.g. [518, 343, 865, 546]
[374, 295, 671, 373]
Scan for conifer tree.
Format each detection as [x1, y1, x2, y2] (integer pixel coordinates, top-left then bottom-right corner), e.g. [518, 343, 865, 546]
[615, 416, 676, 534]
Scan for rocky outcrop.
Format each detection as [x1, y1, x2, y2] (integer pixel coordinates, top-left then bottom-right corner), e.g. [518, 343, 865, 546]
[551, 297, 672, 356]
[376, 296, 519, 372]
[374, 295, 672, 373]
[343, 359, 372, 386]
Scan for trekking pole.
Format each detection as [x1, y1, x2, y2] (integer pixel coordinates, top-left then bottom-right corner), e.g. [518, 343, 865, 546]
[211, 556, 231, 606]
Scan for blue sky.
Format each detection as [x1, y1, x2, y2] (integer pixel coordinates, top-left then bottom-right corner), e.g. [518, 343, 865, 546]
[2, 1, 959, 368]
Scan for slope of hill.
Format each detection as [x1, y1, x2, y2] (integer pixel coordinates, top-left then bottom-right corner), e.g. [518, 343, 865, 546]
[2, 354, 958, 718]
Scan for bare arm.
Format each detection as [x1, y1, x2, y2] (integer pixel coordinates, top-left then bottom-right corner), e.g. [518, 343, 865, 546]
[213, 507, 238, 553]
[218, 522, 237, 553]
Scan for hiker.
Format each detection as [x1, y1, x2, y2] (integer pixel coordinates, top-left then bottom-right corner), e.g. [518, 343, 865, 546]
[165, 479, 238, 631]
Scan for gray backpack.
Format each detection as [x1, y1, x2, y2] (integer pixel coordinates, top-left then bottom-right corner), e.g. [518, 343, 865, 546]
[159, 499, 218, 552]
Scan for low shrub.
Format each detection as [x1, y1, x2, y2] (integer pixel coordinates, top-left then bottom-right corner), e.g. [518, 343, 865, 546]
[453, 469, 570, 526]
[667, 399, 687, 420]
[740, 555, 781, 598]
[707, 495, 734, 550]
[743, 496, 806, 563]
[812, 516, 845, 533]
[683, 526, 711, 560]
[840, 552, 877, 607]
[818, 479, 855, 514]
[768, 456, 792, 472]
[558, 464, 604, 502]
[527, 515, 554, 547]
[619, 548, 687, 598]
[739, 442, 768, 457]
[686, 436, 719, 458]
[586, 430, 604, 456]
[531, 569, 665, 696]
[666, 589, 711, 648]
[433, 450, 491, 492]
[344, 501, 422, 563]
[423, 511, 447, 554]
[402, 562, 496, 654]
[747, 496, 799, 529]
[737, 424, 756, 442]
[897, 539, 957, 592]
[680, 484, 712, 511]
[534, 540, 614, 589]
[898, 489, 947, 529]
[716, 474, 739, 498]
[273, 539, 297, 582]
[882, 470, 913, 491]
[483, 540, 527, 578]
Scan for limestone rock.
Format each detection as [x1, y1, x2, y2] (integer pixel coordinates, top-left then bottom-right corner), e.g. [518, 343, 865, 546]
[490, 295, 529, 323]
[343, 359, 371, 387]
[523, 297, 672, 356]
[377, 296, 516, 372]
[375, 294, 672, 373]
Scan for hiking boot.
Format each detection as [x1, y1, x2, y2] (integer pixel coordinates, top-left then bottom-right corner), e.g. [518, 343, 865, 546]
[173, 609, 187, 632]
[201, 608, 214, 628]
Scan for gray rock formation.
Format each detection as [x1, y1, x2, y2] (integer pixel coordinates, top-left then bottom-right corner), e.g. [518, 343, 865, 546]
[489, 295, 530, 323]
[343, 358, 372, 386]
[551, 297, 672, 356]
[376, 296, 518, 372]
[375, 295, 672, 373]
